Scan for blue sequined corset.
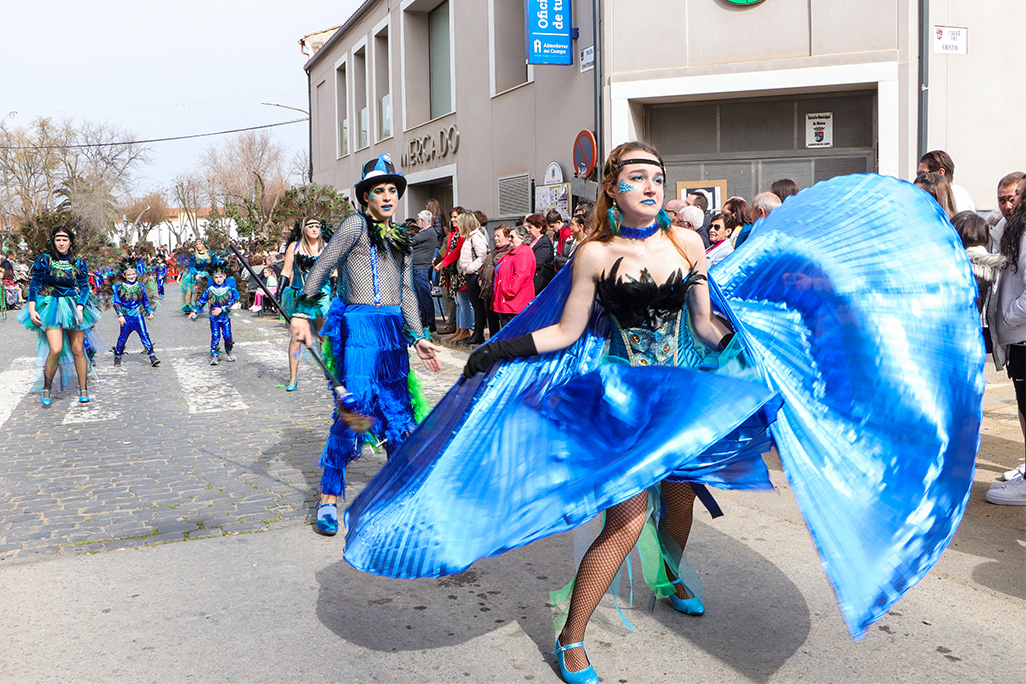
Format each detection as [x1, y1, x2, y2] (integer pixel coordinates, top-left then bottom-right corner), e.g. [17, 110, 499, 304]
[596, 257, 706, 368]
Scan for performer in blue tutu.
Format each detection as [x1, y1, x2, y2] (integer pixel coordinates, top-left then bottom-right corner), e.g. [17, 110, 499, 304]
[189, 259, 238, 365]
[339, 143, 984, 684]
[180, 239, 213, 313]
[290, 154, 442, 537]
[19, 225, 102, 405]
[112, 260, 160, 368]
[279, 216, 331, 391]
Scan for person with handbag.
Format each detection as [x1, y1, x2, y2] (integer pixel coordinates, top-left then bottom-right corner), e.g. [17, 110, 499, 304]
[457, 212, 489, 345]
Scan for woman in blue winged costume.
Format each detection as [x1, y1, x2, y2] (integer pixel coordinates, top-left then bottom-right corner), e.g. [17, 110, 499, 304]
[20, 225, 103, 405]
[341, 143, 983, 684]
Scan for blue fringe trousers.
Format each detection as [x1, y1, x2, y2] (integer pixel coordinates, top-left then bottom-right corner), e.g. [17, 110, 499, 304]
[114, 313, 155, 356]
[319, 303, 416, 497]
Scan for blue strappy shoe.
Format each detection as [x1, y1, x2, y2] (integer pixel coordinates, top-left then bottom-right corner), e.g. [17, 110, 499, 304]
[286, 378, 299, 392]
[668, 577, 705, 616]
[41, 390, 51, 407]
[553, 639, 600, 684]
[78, 390, 90, 404]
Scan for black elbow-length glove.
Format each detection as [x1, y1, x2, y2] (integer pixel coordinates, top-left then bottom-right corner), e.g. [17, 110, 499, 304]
[463, 334, 537, 377]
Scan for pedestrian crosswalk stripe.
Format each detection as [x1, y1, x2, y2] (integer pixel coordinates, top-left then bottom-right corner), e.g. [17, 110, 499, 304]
[170, 355, 249, 414]
[0, 357, 36, 429]
[62, 366, 125, 424]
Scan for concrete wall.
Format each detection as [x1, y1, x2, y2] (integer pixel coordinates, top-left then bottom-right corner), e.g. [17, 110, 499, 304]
[601, 0, 1026, 210]
[603, 0, 917, 190]
[306, 0, 596, 220]
[925, 0, 1026, 210]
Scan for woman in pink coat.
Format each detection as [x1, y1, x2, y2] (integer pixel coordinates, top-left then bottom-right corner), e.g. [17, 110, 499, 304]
[492, 224, 536, 329]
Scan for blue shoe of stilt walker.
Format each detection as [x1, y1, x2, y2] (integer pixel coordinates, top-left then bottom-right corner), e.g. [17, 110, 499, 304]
[315, 503, 338, 536]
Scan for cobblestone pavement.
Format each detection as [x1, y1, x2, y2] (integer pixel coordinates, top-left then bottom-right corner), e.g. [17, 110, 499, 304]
[0, 295, 466, 563]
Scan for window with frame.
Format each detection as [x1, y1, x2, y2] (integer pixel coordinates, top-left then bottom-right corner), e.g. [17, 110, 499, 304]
[374, 25, 392, 141]
[491, 0, 528, 94]
[353, 45, 369, 150]
[402, 0, 453, 128]
[336, 62, 349, 157]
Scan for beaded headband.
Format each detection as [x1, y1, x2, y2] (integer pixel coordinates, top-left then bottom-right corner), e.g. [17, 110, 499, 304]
[614, 158, 666, 176]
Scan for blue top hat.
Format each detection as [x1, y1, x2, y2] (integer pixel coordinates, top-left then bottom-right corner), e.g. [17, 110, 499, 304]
[355, 154, 407, 206]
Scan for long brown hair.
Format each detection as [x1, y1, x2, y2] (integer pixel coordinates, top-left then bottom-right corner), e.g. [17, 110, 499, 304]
[914, 171, 956, 218]
[426, 198, 444, 219]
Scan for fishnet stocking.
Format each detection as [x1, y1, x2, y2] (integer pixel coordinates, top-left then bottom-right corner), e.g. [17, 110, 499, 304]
[558, 490, 648, 673]
[557, 483, 699, 672]
[661, 481, 696, 599]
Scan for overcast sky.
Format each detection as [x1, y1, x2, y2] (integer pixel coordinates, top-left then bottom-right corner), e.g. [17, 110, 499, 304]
[1, 0, 361, 195]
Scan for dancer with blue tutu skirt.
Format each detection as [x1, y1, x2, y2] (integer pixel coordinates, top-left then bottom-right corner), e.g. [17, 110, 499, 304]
[180, 239, 213, 313]
[290, 154, 443, 537]
[20, 225, 102, 405]
[279, 216, 332, 391]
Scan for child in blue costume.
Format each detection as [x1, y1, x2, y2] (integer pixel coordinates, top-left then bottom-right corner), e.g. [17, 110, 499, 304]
[19, 225, 102, 404]
[153, 257, 167, 298]
[189, 260, 238, 365]
[289, 154, 443, 536]
[112, 261, 160, 368]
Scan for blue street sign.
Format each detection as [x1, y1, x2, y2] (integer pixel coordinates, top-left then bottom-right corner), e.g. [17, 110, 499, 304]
[525, 0, 573, 65]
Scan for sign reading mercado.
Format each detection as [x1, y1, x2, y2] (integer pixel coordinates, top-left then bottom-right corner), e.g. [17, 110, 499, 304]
[526, 0, 573, 66]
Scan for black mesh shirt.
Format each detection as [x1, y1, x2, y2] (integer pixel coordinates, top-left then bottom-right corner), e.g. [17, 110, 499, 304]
[299, 212, 424, 341]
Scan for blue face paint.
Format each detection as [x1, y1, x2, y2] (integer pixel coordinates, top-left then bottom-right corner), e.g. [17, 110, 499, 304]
[617, 180, 636, 194]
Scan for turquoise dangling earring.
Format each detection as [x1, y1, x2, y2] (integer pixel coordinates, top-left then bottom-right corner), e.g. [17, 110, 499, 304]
[607, 204, 622, 235]
[656, 207, 672, 231]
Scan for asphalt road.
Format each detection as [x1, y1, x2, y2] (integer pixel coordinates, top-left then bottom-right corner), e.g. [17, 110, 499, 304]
[0, 295, 1022, 683]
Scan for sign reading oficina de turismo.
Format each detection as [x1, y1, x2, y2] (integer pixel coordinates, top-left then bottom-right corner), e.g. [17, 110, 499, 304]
[526, 0, 573, 66]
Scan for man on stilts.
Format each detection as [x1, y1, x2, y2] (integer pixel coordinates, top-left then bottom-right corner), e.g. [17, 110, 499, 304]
[291, 154, 442, 536]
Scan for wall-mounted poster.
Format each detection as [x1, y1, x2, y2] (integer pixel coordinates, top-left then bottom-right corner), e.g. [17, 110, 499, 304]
[535, 182, 572, 219]
[676, 180, 727, 212]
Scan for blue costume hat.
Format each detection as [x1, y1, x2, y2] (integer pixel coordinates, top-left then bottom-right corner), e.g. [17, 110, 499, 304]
[355, 154, 407, 205]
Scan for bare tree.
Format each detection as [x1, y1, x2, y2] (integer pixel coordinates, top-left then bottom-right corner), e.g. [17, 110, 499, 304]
[0, 118, 75, 224]
[202, 130, 297, 240]
[0, 117, 148, 239]
[122, 190, 172, 244]
[170, 172, 204, 243]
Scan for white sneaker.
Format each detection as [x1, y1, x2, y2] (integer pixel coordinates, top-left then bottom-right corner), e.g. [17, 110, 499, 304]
[232, 302, 243, 310]
[1001, 463, 1025, 482]
[250, 305, 262, 312]
[985, 474, 1026, 506]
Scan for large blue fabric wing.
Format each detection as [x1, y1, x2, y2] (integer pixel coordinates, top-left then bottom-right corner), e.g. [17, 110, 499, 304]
[710, 173, 984, 638]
